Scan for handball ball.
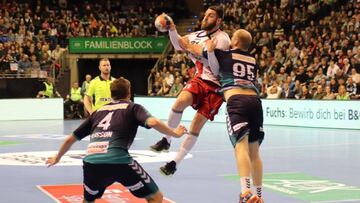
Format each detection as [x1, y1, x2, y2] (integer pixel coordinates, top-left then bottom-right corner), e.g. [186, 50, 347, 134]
[155, 14, 173, 32]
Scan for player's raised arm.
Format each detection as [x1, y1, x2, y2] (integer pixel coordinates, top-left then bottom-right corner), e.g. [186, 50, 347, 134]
[155, 13, 184, 51]
[169, 27, 186, 51]
[164, 14, 186, 51]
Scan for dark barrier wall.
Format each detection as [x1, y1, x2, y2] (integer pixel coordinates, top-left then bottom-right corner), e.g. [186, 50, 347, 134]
[77, 59, 156, 96]
[0, 78, 45, 98]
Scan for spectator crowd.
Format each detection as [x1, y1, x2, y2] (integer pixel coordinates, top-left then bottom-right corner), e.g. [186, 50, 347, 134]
[0, 0, 185, 77]
[148, 0, 360, 100]
[0, 0, 359, 100]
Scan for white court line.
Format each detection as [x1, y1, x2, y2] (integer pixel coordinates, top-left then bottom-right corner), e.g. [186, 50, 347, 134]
[192, 142, 360, 153]
[1, 134, 142, 141]
[36, 185, 62, 203]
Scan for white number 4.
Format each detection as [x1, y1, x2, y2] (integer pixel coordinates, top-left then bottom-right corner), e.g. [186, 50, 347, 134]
[97, 112, 114, 130]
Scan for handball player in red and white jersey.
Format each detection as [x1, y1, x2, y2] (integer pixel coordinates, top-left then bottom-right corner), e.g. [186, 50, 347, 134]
[150, 5, 231, 175]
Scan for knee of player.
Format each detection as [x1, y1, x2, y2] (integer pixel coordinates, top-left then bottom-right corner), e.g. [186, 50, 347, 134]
[249, 149, 261, 161]
[172, 99, 189, 111]
[147, 191, 163, 203]
[174, 92, 192, 108]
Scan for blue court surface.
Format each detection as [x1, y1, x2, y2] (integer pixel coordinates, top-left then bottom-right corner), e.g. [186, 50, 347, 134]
[0, 119, 359, 203]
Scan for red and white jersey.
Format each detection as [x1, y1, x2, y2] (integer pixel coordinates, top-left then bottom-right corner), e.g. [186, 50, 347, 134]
[187, 29, 230, 85]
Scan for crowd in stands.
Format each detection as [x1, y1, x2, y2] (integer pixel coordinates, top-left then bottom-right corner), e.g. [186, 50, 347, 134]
[148, 0, 360, 100]
[0, 0, 185, 77]
[1, 0, 359, 100]
[148, 53, 194, 96]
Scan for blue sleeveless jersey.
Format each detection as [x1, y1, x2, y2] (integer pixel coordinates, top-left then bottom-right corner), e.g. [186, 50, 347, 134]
[205, 49, 259, 94]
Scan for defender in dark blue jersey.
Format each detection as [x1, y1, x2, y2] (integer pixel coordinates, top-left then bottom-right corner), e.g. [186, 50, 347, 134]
[46, 77, 187, 203]
[206, 29, 264, 203]
[180, 29, 264, 203]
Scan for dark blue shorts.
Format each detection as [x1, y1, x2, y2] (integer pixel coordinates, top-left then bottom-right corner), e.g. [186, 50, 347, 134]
[82, 160, 159, 202]
[226, 95, 264, 147]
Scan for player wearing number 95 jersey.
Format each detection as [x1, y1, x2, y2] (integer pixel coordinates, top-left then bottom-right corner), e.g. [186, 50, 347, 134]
[182, 29, 265, 202]
[46, 77, 187, 203]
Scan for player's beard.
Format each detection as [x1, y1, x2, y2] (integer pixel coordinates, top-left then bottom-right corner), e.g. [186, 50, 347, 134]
[201, 20, 217, 31]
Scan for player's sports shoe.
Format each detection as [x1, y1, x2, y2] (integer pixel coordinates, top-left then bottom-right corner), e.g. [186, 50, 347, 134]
[239, 190, 262, 203]
[253, 197, 263, 203]
[150, 137, 170, 152]
[160, 160, 177, 176]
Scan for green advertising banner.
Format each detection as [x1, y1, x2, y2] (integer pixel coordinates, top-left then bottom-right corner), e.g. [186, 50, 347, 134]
[69, 37, 169, 53]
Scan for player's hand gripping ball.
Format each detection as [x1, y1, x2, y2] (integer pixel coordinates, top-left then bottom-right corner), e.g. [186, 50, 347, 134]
[155, 13, 173, 32]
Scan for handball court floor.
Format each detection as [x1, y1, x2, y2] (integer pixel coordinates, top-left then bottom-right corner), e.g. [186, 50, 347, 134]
[0, 119, 359, 203]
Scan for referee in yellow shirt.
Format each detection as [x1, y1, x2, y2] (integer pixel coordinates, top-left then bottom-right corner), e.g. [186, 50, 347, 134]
[84, 58, 115, 115]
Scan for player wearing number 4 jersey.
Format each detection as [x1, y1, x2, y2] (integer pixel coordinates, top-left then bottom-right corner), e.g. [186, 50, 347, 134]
[181, 29, 265, 203]
[46, 77, 187, 203]
[150, 5, 231, 176]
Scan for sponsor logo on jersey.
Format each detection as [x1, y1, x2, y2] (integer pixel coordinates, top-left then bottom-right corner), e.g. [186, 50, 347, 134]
[86, 141, 109, 155]
[233, 122, 248, 131]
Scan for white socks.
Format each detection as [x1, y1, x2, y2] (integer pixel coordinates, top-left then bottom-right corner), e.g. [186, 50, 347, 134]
[240, 178, 262, 197]
[174, 133, 198, 164]
[240, 177, 251, 193]
[254, 185, 262, 197]
[165, 109, 183, 142]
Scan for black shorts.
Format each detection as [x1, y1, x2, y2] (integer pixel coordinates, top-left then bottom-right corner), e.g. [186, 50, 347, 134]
[82, 160, 159, 202]
[226, 95, 264, 147]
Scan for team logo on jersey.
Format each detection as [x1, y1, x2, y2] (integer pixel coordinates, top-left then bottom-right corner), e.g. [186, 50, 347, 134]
[0, 150, 192, 166]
